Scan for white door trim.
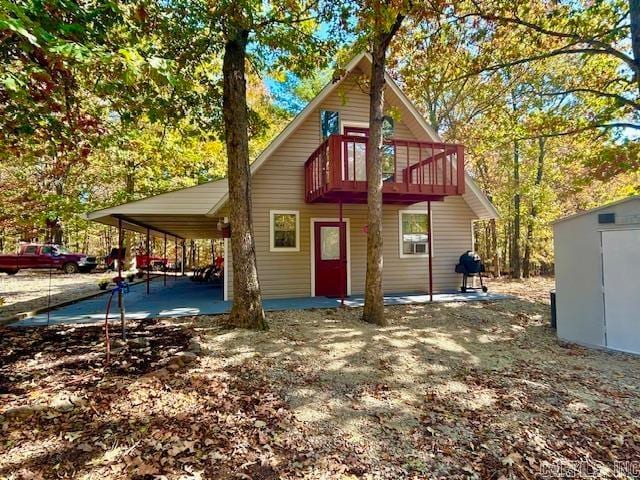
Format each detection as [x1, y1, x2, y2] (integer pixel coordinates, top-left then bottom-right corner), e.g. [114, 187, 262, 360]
[310, 217, 351, 297]
[341, 120, 369, 134]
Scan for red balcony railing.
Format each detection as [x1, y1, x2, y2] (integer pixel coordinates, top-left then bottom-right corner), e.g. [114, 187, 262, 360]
[304, 134, 465, 204]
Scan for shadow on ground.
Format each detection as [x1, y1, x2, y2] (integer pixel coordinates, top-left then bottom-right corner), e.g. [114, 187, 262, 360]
[1, 295, 640, 479]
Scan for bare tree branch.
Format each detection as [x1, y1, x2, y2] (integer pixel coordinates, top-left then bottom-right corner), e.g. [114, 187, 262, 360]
[515, 122, 640, 140]
[533, 87, 640, 110]
[448, 45, 632, 83]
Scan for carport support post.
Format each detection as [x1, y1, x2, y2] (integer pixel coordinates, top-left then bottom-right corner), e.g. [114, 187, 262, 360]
[117, 219, 123, 279]
[339, 200, 345, 307]
[146, 228, 150, 294]
[174, 236, 178, 282]
[117, 218, 126, 339]
[181, 240, 186, 276]
[428, 201, 433, 302]
[163, 233, 167, 286]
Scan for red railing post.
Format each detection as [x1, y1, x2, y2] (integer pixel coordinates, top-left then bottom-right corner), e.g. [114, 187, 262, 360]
[352, 140, 356, 187]
[442, 145, 447, 191]
[430, 148, 435, 194]
[404, 142, 409, 187]
[305, 135, 466, 202]
[457, 145, 465, 194]
[333, 136, 341, 186]
[304, 163, 308, 202]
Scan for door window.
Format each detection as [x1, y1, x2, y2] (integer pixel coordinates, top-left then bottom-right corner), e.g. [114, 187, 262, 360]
[23, 246, 37, 254]
[320, 226, 340, 260]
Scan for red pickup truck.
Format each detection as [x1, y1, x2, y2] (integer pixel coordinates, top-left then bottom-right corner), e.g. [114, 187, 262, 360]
[0, 243, 98, 275]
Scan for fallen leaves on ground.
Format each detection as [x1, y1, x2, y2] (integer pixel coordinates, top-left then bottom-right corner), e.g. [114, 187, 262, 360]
[1, 280, 640, 479]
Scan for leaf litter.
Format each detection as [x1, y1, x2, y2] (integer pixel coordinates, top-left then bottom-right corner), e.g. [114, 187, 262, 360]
[1, 280, 640, 479]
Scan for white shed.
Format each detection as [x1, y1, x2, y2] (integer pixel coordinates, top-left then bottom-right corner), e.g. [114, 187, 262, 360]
[552, 196, 640, 355]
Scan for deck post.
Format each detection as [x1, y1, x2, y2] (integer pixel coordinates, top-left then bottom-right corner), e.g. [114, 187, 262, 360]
[339, 199, 345, 307]
[428, 201, 433, 302]
[457, 145, 465, 194]
[146, 228, 150, 295]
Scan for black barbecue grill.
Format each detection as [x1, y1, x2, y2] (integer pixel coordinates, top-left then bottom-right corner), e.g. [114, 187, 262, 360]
[455, 250, 488, 293]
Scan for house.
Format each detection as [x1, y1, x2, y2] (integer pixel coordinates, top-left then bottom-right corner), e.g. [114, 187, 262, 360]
[552, 196, 640, 355]
[87, 53, 498, 302]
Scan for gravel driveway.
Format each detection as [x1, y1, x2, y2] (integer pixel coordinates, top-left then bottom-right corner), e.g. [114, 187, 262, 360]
[0, 271, 107, 323]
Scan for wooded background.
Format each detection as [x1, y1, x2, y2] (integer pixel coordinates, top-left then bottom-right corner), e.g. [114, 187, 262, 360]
[1, 0, 638, 277]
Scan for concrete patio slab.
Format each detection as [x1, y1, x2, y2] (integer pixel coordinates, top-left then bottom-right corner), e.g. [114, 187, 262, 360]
[9, 277, 510, 327]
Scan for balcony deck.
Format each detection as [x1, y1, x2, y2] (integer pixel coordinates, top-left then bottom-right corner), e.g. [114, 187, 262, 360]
[304, 135, 465, 205]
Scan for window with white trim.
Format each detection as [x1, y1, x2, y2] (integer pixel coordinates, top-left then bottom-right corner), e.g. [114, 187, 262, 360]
[399, 211, 430, 257]
[270, 210, 300, 251]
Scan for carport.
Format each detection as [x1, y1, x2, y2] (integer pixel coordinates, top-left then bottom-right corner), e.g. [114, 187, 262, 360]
[86, 179, 230, 300]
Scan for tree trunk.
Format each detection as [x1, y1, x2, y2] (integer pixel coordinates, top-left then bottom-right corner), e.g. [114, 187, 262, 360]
[222, 29, 267, 330]
[511, 141, 522, 279]
[630, 0, 640, 92]
[52, 182, 64, 245]
[490, 218, 500, 277]
[362, 10, 404, 326]
[523, 137, 546, 277]
[362, 42, 388, 326]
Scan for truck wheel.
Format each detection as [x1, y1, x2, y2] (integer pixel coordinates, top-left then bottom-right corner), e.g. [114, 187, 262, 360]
[5, 269, 18, 275]
[62, 262, 80, 274]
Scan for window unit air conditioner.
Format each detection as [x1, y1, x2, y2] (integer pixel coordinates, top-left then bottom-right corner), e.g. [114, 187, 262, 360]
[412, 242, 428, 254]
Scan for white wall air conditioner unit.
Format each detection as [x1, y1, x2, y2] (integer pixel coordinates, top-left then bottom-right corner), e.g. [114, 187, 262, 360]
[412, 242, 428, 254]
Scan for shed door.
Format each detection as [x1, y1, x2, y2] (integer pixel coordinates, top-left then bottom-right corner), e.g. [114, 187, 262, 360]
[602, 229, 640, 354]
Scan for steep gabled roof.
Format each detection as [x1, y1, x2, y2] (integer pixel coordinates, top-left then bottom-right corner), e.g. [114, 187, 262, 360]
[87, 51, 498, 237]
[207, 52, 498, 219]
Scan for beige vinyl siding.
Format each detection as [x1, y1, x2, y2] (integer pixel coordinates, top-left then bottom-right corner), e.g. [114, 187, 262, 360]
[227, 74, 476, 300]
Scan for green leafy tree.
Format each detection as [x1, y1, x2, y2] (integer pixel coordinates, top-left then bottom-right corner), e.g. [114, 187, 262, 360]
[212, 1, 341, 329]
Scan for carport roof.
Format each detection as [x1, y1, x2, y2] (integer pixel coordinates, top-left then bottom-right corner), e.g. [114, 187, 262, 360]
[86, 179, 228, 239]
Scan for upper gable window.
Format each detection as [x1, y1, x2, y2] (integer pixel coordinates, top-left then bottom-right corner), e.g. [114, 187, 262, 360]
[321, 110, 340, 140]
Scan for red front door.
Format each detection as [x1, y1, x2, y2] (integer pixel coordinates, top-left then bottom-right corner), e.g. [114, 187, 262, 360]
[314, 221, 347, 297]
